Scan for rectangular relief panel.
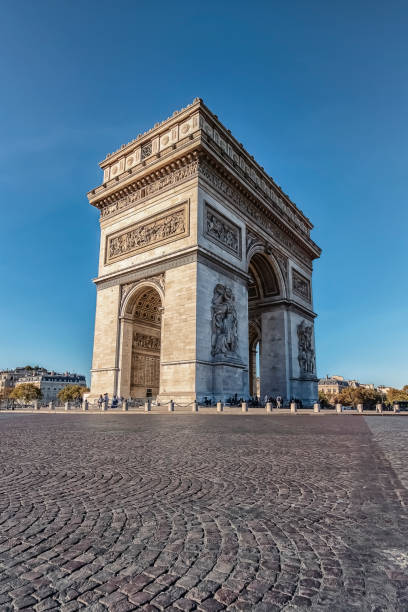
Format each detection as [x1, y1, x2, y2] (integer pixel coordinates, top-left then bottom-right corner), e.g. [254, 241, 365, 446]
[292, 268, 311, 302]
[203, 202, 242, 259]
[105, 201, 190, 264]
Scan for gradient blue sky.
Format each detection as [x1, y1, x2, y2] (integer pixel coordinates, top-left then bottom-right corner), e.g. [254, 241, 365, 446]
[1, 1, 407, 387]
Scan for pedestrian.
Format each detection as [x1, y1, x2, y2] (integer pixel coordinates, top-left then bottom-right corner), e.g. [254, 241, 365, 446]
[98, 395, 103, 409]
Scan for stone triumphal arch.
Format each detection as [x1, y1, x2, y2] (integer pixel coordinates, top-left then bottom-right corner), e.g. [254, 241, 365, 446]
[88, 99, 321, 405]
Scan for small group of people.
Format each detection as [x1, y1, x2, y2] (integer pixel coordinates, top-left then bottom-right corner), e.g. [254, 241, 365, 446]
[97, 393, 124, 409]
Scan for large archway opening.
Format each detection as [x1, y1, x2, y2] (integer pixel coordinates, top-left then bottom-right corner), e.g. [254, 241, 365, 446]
[247, 253, 279, 400]
[127, 286, 162, 399]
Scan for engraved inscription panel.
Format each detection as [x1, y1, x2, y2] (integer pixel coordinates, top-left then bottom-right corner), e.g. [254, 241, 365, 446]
[105, 202, 189, 264]
[204, 203, 241, 259]
[131, 353, 160, 387]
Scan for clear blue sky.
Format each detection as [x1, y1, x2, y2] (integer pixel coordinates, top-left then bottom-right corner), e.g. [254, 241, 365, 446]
[1, 1, 407, 387]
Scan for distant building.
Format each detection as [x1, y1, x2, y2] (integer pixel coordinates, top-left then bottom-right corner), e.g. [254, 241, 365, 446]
[3, 368, 86, 401]
[0, 367, 47, 394]
[319, 375, 387, 396]
[318, 376, 349, 395]
[378, 385, 392, 395]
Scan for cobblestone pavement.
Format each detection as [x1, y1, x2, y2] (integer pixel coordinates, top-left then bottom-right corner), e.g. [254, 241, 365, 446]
[0, 414, 407, 611]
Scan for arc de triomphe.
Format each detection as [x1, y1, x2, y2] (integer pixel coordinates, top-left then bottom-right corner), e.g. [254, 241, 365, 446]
[87, 99, 321, 405]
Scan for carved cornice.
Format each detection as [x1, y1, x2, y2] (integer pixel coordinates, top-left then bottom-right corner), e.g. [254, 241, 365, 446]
[97, 156, 198, 219]
[90, 99, 314, 240]
[198, 158, 317, 267]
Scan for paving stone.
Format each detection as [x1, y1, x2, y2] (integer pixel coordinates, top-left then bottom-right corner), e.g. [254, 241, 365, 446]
[0, 413, 407, 611]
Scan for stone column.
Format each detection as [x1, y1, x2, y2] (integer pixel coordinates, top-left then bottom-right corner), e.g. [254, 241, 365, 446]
[83, 400, 88, 411]
[64, 402, 69, 411]
[192, 400, 198, 412]
[376, 403, 383, 414]
[266, 402, 272, 413]
[336, 403, 343, 413]
[313, 402, 320, 413]
[168, 400, 174, 412]
[144, 400, 151, 412]
[122, 399, 128, 411]
[34, 400, 39, 411]
[49, 401, 54, 410]
[290, 401, 297, 413]
[357, 404, 363, 413]
[241, 401, 248, 412]
[216, 401, 223, 412]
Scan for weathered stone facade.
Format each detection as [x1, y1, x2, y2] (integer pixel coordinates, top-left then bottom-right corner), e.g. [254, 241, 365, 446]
[88, 98, 321, 404]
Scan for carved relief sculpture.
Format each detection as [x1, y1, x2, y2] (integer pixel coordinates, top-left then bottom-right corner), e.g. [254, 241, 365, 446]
[133, 332, 161, 351]
[106, 203, 189, 263]
[297, 320, 315, 375]
[211, 284, 239, 359]
[292, 269, 311, 302]
[204, 204, 241, 258]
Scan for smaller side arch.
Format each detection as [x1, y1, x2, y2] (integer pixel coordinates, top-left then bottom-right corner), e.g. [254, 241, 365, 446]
[121, 279, 165, 319]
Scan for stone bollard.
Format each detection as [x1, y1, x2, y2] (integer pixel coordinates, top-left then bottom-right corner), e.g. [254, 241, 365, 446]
[357, 404, 364, 414]
[34, 400, 40, 411]
[168, 400, 174, 412]
[65, 402, 69, 411]
[216, 401, 223, 412]
[241, 402, 248, 412]
[83, 400, 88, 411]
[313, 402, 320, 413]
[290, 401, 297, 414]
[144, 400, 151, 412]
[393, 403, 400, 414]
[266, 402, 273, 413]
[376, 403, 383, 414]
[49, 401, 54, 410]
[122, 399, 128, 411]
[336, 403, 343, 414]
[192, 400, 198, 412]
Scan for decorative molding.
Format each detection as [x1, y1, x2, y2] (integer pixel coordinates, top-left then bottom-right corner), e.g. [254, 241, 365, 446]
[273, 248, 289, 288]
[204, 203, 241, 259]
[297, 320, 315, 375]
[105, 202, 189, 264]
[141, 141, 152, 160]
[199, 161, 313, 270]
[100, 160, 198, 219]
[246, 229, 262, 256]
[97, 252, 197, 290]
[133, 332, 160, 351]
[292, 269, 311, 302]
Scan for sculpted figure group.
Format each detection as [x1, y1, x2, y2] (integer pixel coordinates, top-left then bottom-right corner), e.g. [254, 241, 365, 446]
[297, 320, 315, 374]
[211, 284, 239, 358]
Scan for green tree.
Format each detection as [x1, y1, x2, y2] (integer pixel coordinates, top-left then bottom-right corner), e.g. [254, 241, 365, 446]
[335, 387, 382, 408]
[386, 387, 408, 404]
[318, 391, 332, 408]
[57, 385, 89, 402]
[10, 384, 42, 402]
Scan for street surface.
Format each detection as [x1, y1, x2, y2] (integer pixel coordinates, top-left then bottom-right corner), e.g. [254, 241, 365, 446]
[0, 414, 407, 611]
